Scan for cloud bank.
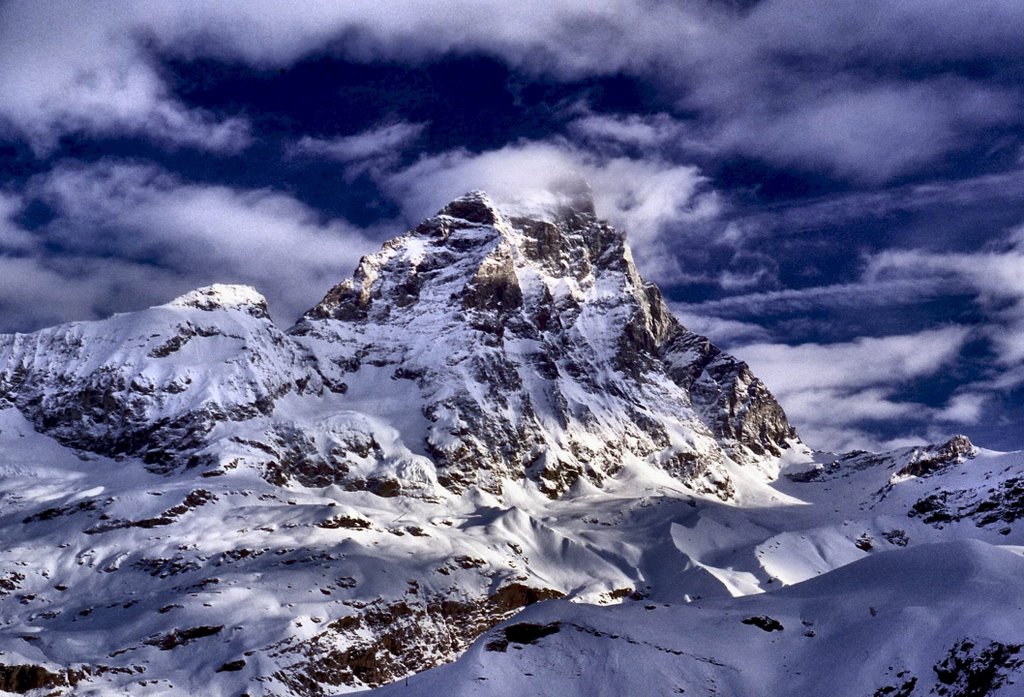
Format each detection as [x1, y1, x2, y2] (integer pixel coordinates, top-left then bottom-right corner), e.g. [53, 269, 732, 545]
[0, 162, 378, 329]
[3, 1, 1022, 180]
[736, 327, 974, 451]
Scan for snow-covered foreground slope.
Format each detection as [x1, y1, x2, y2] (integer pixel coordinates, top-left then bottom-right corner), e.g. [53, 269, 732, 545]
[367, 540, 1024, 697]
[2, 404, 1020, 696]
[0, 191, 1021, 695]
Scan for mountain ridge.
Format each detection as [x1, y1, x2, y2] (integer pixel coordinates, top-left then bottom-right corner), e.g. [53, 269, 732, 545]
[0, 189, 797, 500]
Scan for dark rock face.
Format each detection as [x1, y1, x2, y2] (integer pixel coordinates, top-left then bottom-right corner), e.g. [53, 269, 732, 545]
[873, 674, 918, 697]
[910, 475, 1024, 529]
[269, 585, 563, 693]
[462, 247, 523, 317]
[215, 659, 246, 673]
[932, 638, 1024, 696]
[0, 664, 65, 694]
[439, 191, 500, 225]
[486, 621, 562, 651]
[144, 625, 224, 651]
[895, 435, 976, 479]
[741, 615, 784, 632]
[662, 331, 796, 460]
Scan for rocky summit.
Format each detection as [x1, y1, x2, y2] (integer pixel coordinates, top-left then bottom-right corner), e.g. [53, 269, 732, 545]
[295, 189, 795, 496]
[0, 192, 1022, 697]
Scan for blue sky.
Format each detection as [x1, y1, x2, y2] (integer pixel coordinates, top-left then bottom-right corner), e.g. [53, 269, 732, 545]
[1, 1, 1023, 452]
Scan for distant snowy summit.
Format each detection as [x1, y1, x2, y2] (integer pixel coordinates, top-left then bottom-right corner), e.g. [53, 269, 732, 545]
[0, 190, 798, 499]
[168, 283, 271, 318]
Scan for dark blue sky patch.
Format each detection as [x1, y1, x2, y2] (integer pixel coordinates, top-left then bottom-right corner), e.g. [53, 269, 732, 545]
[710, 158, 854, 203]
[978, 390, 1024, 452]
[149, 52, 675, 223]
[13, 198, 57, 232]
[0, 140, 44, 181]
[162, 52, 661, 153]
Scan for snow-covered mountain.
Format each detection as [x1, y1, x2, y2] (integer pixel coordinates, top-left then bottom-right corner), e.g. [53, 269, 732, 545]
[0, 190, 793, 500]
[0, 191, 1020, 696]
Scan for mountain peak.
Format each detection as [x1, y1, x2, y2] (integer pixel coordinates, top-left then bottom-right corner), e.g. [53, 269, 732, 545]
[304, 187, 624, 326]
[435, 181, 597, 228]
[297, 192, 798, 496]
[514, 176, 597, 221]
[437, 190, 502, 225]
[167, 283, 270, 318]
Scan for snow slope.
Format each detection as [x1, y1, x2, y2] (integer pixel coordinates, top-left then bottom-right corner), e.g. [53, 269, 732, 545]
[366, 540, 1024, 697]
[0, 191, 1020, 696]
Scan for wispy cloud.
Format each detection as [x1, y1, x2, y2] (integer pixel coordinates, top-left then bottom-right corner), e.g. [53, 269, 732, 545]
[380, 140, 721, 281]
[866, 227, 1024, 369]
[668, 309, 774, 345]
[734, 327, 973, 450]
[567, 112, 705, 156]
[288, 122, 426, 174]
[0, 161, 381, 330]
[675, 278, 953, 317]
[720, 168, 1024, 247]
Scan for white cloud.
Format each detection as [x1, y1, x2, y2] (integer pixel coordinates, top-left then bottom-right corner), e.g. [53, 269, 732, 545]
[380, 140, 720, 280]
[738, 327, 970, 394]
[146, 0, 694, 74]
[734, 327, 972, 450]
[935, 392, 989, 424]
[715, 250, 778, 292]
[7, 161, 381, 327]
[0, 193, 191, 329]
[0, 3, 250, 154]
[711, 80, 1018, 183]
[289, 122, 426, 170]
[0, 193, 37, 254]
